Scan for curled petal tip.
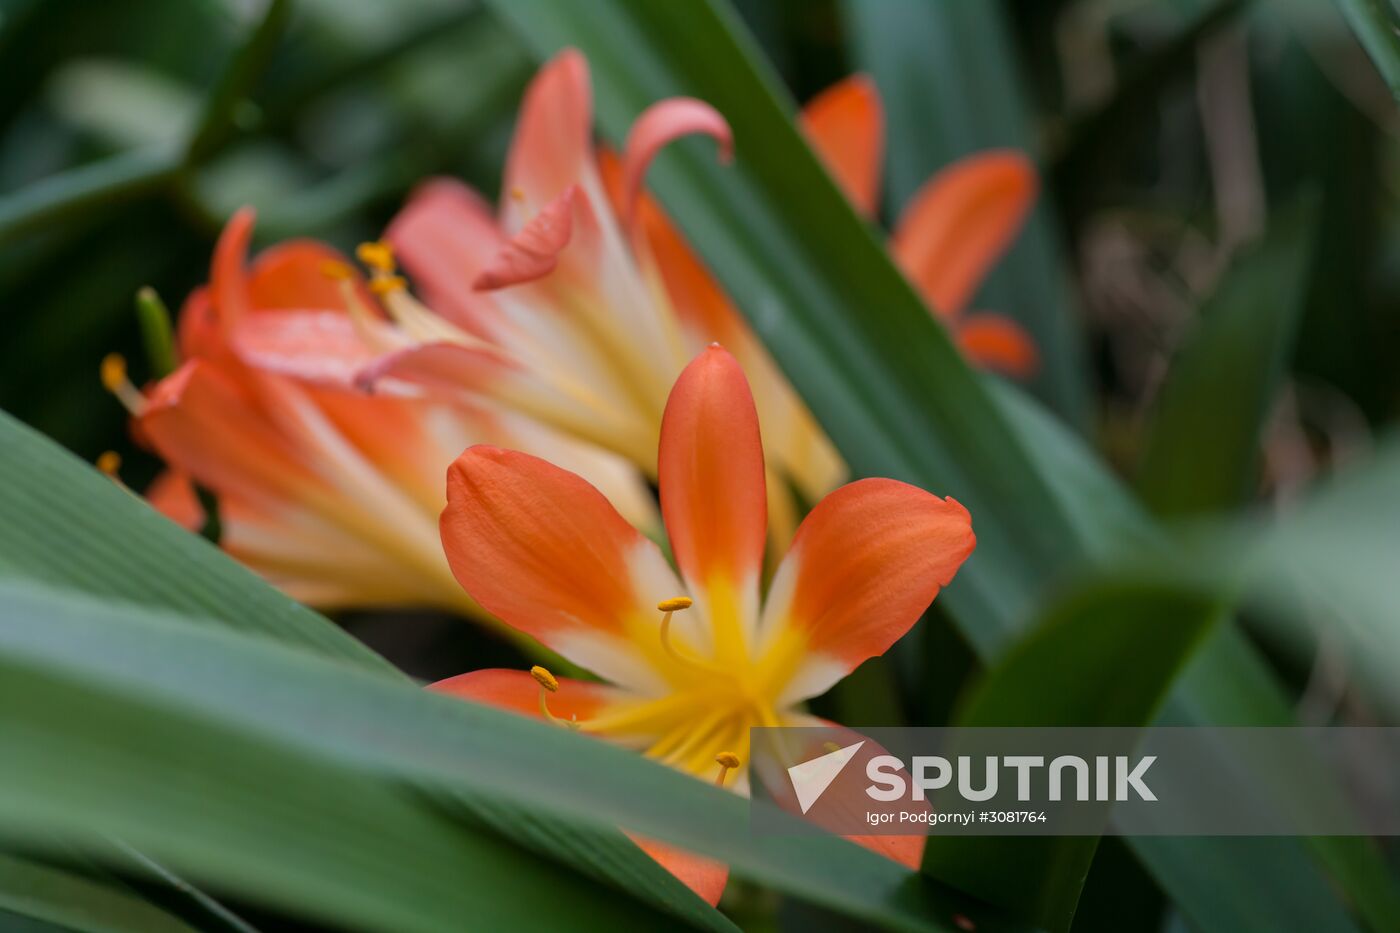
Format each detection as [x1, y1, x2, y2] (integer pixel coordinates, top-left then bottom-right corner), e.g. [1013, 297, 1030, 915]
[622, 97, 733, 224]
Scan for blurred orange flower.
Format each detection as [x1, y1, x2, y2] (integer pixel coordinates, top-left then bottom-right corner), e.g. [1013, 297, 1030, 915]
[802, 76, 1040, 377]
[431, 345, 975, 902]
[109, 209, 655, 616]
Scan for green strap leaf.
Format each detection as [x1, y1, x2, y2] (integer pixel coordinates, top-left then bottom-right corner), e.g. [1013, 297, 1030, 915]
[0, 409, 392, 673]
[1137, 198, 1318, 516]
[0, 581, 1025, 933]
[0, 850, 195, 933]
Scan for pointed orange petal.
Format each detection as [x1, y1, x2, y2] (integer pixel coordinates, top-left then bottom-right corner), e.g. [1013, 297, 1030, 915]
[658, 346, 767, 601]
[441, 446, 682, 690]
[473, 186, 575, 291]
[211, 207, 257, 331]
[762, 479, 975, 701]
[800, 75, 885, 216]
[386, 178, 504, 337]
[956, 313, 1039, 378]
[891, 150, 1036, 317]
[503, 49, 592, 226]
[621, 97, 732, 224]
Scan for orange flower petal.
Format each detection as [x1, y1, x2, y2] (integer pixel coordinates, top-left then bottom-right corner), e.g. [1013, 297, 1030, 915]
[473, 186, 576, 291]
[762, 479, 975, 702]
[138, 361, 320, 507]
[890, 150, 1036, 317]
[658, 346, 766, 620]
[621, 97, 732, 224]
[629, 835, 728, 906]
[233, 310, 387, 388]
[800, 75, 885, 217]
[211, 207, 256, 332]
[177, 286, 223, 361]
[386, 178, 505, 337]
[956, 313, 1039, 378]
[441, 446, 682, 690]
[502, 49, 592, 229]
[247, 240, 362, 310]
[146, 470, 204, 532]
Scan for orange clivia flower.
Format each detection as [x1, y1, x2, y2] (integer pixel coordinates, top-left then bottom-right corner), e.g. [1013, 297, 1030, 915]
[114, 209, 656, 615]
[335, 50, 843, 545]
[430, 345, 976, 903]
[801, 75, 1040, 378]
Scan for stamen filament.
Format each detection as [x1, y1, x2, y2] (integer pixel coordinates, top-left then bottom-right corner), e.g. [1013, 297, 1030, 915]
[100, 354, 147, 415]
[657, 596, 716, 673]
[531, 665, 579, 731]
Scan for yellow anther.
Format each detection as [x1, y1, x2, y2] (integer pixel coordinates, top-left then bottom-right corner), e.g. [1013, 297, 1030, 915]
[509, 187, 526, 202]
[368, 275, 406, 295]
[356, 240, 396, 273]
[96, 451, 122, 477]
[320, 260, 353, 280]
[531, 666, 578, 731]
[100, 353, 147, 415]
[100, 353, 128, 393]
[530, 665, 559, 693]
[714, 751, 741, 786]
[657, 596, 693, 612]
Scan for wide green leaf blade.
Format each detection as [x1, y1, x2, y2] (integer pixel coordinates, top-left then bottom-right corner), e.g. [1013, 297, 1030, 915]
[1137, 199, 1317, 516]
[0, 850, 194, 933]
[0, 409, 391, 672]
[0, 581, 1023, 933]
[0, 591, 696, 933]
[840, 0, 1091, 426]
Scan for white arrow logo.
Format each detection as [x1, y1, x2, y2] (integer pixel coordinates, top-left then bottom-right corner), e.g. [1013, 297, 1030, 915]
[787, 741, 865, 814]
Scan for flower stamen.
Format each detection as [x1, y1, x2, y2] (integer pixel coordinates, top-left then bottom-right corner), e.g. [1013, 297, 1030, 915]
[100, 354, 147, 415]
[531, 665, 579, 731]
[714, 751, 740, 787]
[658, 595, 715, 672]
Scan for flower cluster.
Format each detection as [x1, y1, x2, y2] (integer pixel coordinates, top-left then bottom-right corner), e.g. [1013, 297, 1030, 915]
[106, 49, 1030, 905]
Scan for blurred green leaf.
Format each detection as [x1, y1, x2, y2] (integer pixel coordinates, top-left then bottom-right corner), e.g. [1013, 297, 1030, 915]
[1137, 198, 1317, 516]
[0, 146, 180, 248]
[46, 59, 198, 149]
[0, 579, 1023, 933]
[0, 408, 391, 672]
[0, 585, 702, 933]
[925, 582, 1224, 930]
[1333, 0, 1400, 102]
[0, 850, 194, 933]
[841, 0, 1092, 427]
[478, 0, 1396, 927]
[185, 0, 290, 164]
